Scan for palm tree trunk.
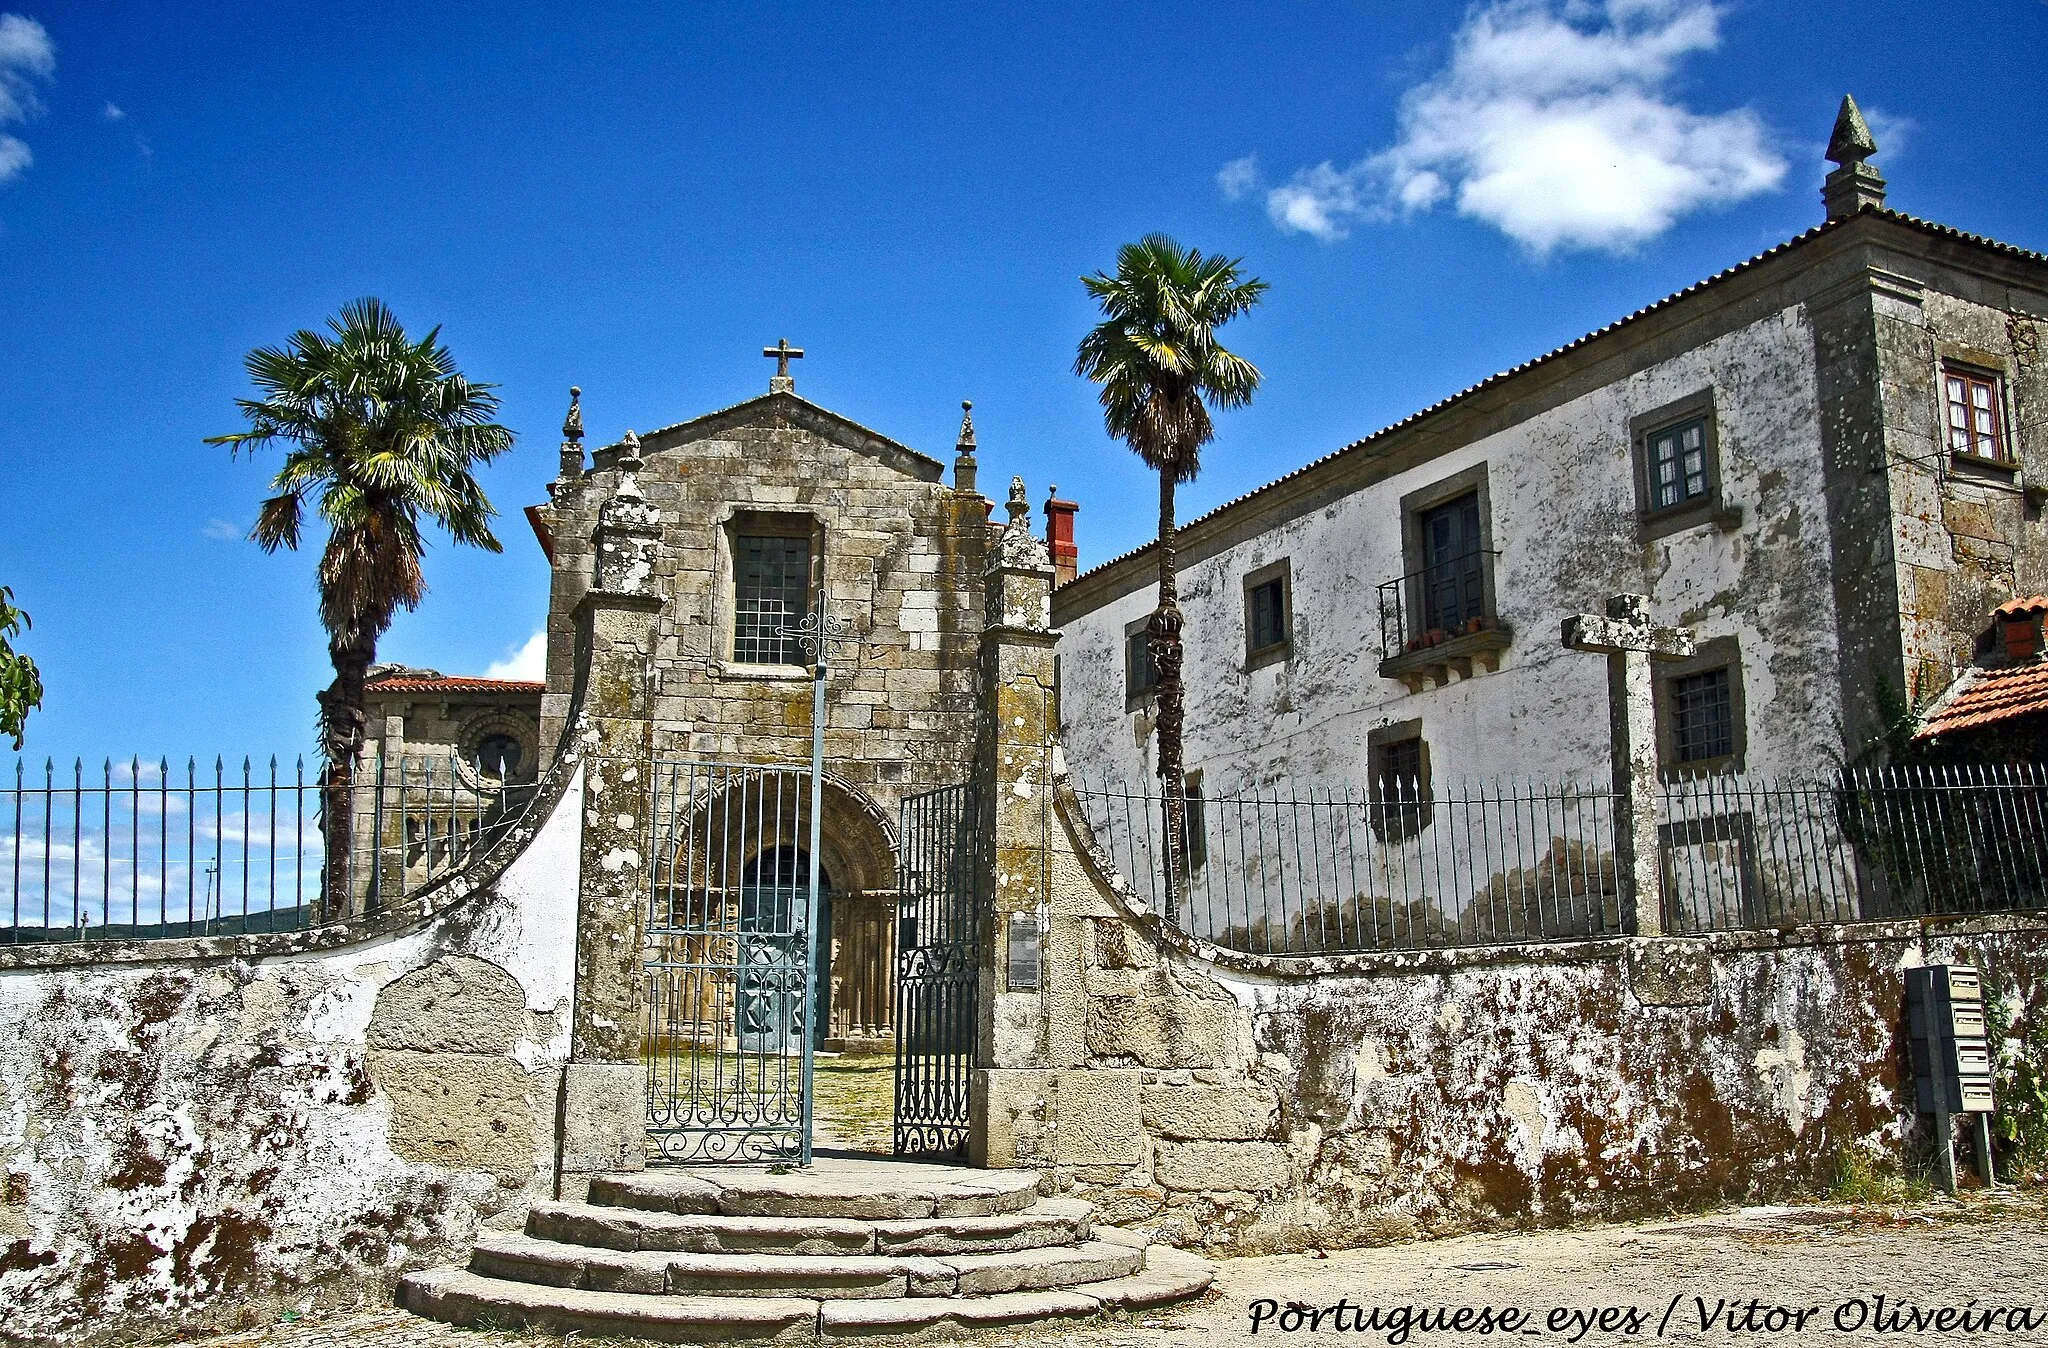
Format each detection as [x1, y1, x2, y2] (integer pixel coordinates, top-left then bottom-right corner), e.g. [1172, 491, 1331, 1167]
[1149, 465, 1187, 923]
[318, 634, 373, 921]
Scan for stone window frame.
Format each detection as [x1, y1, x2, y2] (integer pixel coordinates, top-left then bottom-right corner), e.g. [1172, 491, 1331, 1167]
[1242, 558, 1293, 671]
[1181, 769, 1208, 871]
[711, 508, 822, 681]
[1124, 614, 1158, 711]
[1366, 718, 1433, 842]
[1935, 345, 2018, 476]
[1398, 462, 1499, 629]
[1630, 388, 1738, 543]
[1653, 634, 1746, 779]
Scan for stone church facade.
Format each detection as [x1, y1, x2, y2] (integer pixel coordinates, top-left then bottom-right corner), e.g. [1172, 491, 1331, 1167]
[1054, 108, 2048, 802]
[522, 367, 992, 1043]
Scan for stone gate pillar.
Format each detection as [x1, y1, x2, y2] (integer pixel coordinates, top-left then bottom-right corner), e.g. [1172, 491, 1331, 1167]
[968, 480, 1059, 1162]
[559, 432, 662, 1188]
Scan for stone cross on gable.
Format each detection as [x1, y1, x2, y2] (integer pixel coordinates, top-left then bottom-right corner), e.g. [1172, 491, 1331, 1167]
[763, 338, 804, 393]
[1563, 594, 1696, 937]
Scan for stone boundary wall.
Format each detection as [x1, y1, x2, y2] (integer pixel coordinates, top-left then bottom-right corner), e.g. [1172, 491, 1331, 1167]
[0, 741, 587, 1343]
[986, 766, 2048, 1257]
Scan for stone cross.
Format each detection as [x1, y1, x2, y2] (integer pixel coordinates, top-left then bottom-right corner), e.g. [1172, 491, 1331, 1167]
[763, 338, 804, 392]
[1562, 594, 1696, 937]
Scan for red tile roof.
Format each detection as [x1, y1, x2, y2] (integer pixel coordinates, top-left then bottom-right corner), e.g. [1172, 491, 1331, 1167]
[1917, 662, 2048, 740]
[1993, 595, 2048, 619]
[365, 674, 545, 695]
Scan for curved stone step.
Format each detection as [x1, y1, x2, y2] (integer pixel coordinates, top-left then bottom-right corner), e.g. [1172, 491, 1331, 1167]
[400, 1267, 818, 1344]
[590, 1161, 1041, 1220]
[529, 1196, 1093, 1257]
[401, 1245, 1215, 1342]
[470, 1232, 1144, 1299]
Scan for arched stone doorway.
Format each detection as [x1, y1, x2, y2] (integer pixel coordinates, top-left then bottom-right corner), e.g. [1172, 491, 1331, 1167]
[706, 772, 900, 1048]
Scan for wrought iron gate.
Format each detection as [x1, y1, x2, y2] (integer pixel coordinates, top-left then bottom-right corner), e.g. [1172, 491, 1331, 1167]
[645, 759, 819, 1163]
[894, 781, 982, 1154]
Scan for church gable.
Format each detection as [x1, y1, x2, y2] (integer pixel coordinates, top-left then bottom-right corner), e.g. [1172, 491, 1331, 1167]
[622, 390, 945, 485]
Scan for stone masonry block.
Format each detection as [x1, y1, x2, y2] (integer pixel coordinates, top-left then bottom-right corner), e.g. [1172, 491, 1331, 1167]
[970, 1069, 1055, 1169]
[368, 955, 525, 1056]
[367, 1049, 537, 1185]
[1053, 1069, 1145, 1167]
[560, 1060, 648, 1177]
[1141, 1084, 1281, 1141]
[1153, 1141, 1292, 1194]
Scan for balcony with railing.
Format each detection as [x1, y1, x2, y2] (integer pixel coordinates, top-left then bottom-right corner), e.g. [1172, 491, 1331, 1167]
[1377, 549, 1512, 689]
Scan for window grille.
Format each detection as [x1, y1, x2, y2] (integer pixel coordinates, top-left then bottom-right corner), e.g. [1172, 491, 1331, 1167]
[733, 534, 811, 664]
[1944, 369, 2007, 462]
[1649, 416, 1710, 510]
[1673, 667, 1734, 764]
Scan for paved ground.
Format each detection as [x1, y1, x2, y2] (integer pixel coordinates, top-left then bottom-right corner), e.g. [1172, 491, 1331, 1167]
[162, 1189, 2048, 1347]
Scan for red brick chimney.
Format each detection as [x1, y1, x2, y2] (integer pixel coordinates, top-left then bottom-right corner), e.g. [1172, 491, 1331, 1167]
[1043, 486, 1079, 587]
[1994, 595, 2048, 663]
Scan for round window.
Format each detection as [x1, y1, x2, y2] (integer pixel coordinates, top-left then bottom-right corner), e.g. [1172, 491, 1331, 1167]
[476, 734, 522, 779]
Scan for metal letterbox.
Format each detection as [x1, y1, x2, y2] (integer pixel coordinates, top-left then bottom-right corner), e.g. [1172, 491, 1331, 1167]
[1906, 964, 1996, 1115]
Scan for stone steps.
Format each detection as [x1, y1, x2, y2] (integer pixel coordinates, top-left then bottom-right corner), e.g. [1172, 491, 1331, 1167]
[471, 1231, 1146, 1298]
[401, 1247, 1215, 1343]
[399, 1160, 1213, 1342]
[528, 1196, 1096, 1256]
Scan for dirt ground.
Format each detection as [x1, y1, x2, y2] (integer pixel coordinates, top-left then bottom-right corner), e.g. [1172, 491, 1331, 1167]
[162, 1189, 2048, 1347]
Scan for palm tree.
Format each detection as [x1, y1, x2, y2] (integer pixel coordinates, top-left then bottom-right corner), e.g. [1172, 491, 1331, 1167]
[1075, 234, 1266, 914]
[208, 298, 514, 917]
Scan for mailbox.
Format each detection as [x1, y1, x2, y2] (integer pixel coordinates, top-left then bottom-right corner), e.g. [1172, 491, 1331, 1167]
[1906, 964, 1996, 1115]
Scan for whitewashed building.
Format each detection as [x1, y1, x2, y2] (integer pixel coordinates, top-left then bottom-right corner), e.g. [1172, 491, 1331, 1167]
[1055, 104, 2048, 808]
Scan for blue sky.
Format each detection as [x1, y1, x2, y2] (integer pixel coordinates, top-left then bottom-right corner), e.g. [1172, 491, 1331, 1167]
[1, 0, 2044, 763]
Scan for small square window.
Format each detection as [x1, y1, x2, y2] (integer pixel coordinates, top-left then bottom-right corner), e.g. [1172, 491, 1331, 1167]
[1242, 559, 1293, 669]
[1655, 635, 1745, 777]
[1672, 668, 1734, 764]
[1944, 368, 2008, 463]
[1629, 391, 1728, 543]
[1647, 416, 1711, 512]
[1366, 722, 1433, 842]
[1125, 622, 1158, 706]
[1180, 772, 1208, 871]
[1250, 580, 1286, 652]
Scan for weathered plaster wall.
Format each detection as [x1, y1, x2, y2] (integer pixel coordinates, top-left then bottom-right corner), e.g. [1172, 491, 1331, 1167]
[0, 765, 583, 1344]
[1057, 302, 1839, 792]
[986, 777, 2048, 1257]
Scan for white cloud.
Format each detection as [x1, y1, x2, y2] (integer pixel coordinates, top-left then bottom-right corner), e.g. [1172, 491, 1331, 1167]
[1253, 0, 1786, 255]
[0, 12, 52, 186]
[202, 518, 243, 541]
[1216, 155, 1261, 202]
[102, 100, 121, 120]
[0, 14, 53, 124]
[486, 628, 547, 681]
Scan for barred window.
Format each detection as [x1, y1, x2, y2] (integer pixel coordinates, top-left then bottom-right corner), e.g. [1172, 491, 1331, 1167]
[733, 533, 811, 664]
[1648, 416, 1710, 511]
[1944, 368, 2008, 462]
[1673, 668, 1734, 764]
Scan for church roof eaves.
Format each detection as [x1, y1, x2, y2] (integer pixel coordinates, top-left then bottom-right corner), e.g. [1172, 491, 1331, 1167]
[1058, 207, 2048, 600]
[599, 390, 946, 477]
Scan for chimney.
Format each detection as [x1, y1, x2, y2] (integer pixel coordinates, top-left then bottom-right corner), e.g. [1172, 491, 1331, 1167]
[1996, 597, 2048, 664]
[1823, 93, 1887, 222]
[1043, 485, 1079, 587]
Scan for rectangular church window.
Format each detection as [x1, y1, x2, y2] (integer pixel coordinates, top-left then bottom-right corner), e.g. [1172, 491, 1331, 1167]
[733, 532, 812, 664]
[1125, 620, 1158, 708]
